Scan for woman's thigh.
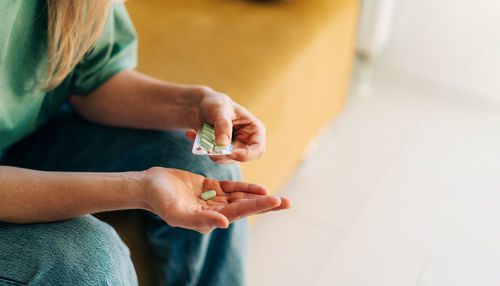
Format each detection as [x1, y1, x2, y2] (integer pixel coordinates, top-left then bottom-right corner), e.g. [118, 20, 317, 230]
[0, 215, 137, 286]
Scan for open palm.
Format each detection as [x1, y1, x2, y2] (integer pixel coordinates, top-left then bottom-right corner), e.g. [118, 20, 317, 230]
[142, 167, 290, 233]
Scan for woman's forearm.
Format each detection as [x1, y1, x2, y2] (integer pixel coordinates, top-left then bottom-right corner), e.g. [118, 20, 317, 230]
[0, 166, 146, 223]
[68, 70, 204, 130]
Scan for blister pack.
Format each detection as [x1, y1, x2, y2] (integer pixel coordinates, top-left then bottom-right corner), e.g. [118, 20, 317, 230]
[192, 123, 233, 155]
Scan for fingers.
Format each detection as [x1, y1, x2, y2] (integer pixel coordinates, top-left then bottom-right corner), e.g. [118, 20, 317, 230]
[206, 145, 264, 164]
[195, 91, 266, 163]
[278, 197, 293, 209]
[214, 116, 233, 146]
[230, 143, 265, 162]
[225, 192, 292, 211]
[197, 210, 229, 229]
[185, 129, 196, 142]
[254, 197, 292, 214]
[218, 196, 281, 223]
[220, 181, 269, 195]
[207, 156, 238, 165]
[197, 88, 234, 146]
[171, 209, 229, 234]
[228, 119, 266, 162]
[208, 130, 265, 163]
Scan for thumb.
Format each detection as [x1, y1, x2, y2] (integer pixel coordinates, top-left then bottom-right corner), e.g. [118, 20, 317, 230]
[214, 116, 233, 146]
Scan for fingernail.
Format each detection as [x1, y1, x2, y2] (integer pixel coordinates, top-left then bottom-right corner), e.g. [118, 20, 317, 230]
[218, 135, 230, 146]
[216, 219, 228, 229]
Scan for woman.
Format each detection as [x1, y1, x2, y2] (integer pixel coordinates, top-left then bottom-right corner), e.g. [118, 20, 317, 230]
[0, 1, 290, 285]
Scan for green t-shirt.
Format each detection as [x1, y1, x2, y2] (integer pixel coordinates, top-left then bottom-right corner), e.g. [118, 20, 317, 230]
[0, 1, 137, 152]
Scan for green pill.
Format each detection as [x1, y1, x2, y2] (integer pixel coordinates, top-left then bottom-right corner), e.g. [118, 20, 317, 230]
[202, 130, 214, 139]
[200, 137, 214, 149]
[203, 123, 214, 132]
[200, 190, 217, 201]
[202, 124, 213, 132]
[201, 132, 214, 141]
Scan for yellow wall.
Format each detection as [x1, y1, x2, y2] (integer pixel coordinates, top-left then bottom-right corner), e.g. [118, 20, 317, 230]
[126, 0, 359, 193]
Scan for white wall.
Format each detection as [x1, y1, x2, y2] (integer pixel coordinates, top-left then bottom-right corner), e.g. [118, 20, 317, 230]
[378, 0, 500, 105]
[357, 0, 396, 59]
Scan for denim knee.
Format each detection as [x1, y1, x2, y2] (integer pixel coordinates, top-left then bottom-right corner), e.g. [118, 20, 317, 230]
[0, 216, 137, 286]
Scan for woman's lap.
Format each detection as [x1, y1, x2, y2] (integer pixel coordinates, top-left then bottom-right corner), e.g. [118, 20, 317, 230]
[0, 106, 247, 286]
[0, 216, 137, 285]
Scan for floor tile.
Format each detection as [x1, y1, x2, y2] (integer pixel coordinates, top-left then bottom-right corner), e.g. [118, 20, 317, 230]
[248, 62, 500, 286]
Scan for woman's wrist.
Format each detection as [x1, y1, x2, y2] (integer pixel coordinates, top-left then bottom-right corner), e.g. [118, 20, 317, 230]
[122, 170, 150, 210]
[175, 84, 207, 128]
[146, 81, 207, 130]
[69, 70, 205, 131]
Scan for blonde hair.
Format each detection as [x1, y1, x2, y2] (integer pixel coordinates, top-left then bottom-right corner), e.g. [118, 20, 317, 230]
[42, 0, 111, 90]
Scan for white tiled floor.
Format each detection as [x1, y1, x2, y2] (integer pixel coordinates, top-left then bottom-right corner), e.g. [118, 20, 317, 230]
[247, 62, 500, 286]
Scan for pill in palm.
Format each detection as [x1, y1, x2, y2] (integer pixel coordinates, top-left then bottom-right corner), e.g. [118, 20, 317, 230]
[200, 190, 217, 201]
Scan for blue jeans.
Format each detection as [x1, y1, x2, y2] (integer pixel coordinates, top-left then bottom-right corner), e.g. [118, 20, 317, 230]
[0, 106, 248, 286]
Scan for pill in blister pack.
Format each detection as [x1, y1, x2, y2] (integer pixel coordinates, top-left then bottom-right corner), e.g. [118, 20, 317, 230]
[192, 123, 233, 155]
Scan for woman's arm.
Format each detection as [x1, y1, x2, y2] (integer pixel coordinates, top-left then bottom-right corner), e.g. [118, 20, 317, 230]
[0, 166, 144, 223]
[68, 70, 204, 132]
[69, 69, 266, 163]
[0, 166, 288, 233]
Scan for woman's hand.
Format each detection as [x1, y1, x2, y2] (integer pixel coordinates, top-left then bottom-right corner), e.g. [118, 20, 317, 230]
[70, 71, 266, 165]
[141, 167, 291, 234]
[185, 86, 266, 164]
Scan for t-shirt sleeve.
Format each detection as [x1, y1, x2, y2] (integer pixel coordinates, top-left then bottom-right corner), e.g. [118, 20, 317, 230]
[69, 3, 137, 95]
